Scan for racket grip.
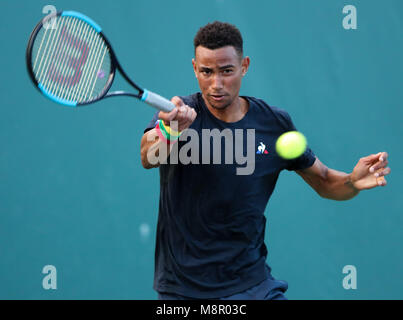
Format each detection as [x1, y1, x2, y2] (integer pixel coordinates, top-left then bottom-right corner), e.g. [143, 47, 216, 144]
[141, 89, 175, 113]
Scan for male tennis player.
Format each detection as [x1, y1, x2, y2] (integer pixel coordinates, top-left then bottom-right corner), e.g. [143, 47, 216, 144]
[140, 22, 391, 300]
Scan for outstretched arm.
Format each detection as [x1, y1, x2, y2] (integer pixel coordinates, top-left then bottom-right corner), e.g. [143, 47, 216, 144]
[296, 152, 390, 201]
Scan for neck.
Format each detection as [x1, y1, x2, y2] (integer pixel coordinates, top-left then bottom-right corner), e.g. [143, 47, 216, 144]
[203, 96, 249, 123]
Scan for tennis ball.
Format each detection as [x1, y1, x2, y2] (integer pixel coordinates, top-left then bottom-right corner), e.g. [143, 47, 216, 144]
[275, 131, 307, 160]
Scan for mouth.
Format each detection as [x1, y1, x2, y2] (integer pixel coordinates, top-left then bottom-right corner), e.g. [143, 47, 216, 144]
[209, 94, 227, 102]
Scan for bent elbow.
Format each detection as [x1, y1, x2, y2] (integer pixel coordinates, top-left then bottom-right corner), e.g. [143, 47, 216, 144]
[141, 150, 151, 169]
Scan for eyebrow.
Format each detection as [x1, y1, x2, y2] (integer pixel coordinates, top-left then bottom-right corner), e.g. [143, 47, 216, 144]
[200, 64, 235, 70]
[219, 64, 235, 70]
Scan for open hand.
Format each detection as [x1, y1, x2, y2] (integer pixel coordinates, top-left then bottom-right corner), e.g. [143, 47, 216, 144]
[350, 152, 391, 190]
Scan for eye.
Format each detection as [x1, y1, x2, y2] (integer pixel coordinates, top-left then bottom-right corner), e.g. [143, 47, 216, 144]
[223, 69, 234, 74]
[201, 69, 211, 75]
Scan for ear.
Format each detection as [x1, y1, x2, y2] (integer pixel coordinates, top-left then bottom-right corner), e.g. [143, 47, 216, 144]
[192, 58, 198, 78]
[241, 56, 250, 76]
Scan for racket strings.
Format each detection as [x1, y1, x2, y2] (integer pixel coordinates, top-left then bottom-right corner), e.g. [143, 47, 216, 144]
[41, 17, 78, 99]
[56, 20, 91, 101]
[31, 15, 111, 104]
[35, 17, 68, 86]
[70, 24, 99, 102]
[50, 19, 85, 99]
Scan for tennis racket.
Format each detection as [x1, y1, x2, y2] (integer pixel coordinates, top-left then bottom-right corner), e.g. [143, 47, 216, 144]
[26, 10, 175, 112]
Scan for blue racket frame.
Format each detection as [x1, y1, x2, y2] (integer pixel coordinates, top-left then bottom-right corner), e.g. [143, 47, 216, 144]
[26, 11, 144, 107]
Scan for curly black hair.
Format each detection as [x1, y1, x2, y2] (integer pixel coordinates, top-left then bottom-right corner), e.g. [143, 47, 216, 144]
[193, 21, 243, 57]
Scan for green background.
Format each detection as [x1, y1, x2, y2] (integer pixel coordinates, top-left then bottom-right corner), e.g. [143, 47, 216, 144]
[0, 0, 402, 299]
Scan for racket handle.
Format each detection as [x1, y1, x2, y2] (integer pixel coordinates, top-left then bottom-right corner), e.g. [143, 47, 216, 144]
[141, 89, 175, 113]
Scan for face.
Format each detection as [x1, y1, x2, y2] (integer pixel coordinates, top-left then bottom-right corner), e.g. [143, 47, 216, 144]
[192, 46, 250, 111]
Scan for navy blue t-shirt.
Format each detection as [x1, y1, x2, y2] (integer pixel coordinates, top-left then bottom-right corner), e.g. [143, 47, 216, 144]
[144, 93, 316, 299]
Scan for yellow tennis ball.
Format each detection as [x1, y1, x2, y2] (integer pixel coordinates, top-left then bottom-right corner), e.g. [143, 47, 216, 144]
[276, 131, 307, 160]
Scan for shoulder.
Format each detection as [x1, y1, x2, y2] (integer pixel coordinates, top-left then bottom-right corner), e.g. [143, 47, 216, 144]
[245, 96, 293, 130]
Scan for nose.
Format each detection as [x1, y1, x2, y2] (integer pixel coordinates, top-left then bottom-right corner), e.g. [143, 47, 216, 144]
[211, 74, 224, 91]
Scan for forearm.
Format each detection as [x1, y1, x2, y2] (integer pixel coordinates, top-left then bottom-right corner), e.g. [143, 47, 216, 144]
[298, 153, 390, 200]
[140, 129, 174, 169]
[318, 169, 360, 201]
[297, 159, 360, 201]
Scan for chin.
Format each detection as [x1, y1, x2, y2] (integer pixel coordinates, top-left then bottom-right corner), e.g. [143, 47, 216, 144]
[210, 103, 229, 110]
[208, 99, 232, 110]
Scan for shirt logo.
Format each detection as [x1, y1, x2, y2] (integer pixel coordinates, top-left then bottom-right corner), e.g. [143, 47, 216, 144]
[256, 142, 269, 154]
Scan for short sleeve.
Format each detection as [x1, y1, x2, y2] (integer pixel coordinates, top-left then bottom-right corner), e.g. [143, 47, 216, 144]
[273, 107, 316, 171]
[285, 146, 316, 171]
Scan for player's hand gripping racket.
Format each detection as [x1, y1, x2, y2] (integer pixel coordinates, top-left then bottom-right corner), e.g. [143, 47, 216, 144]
[26, 11, 175, 112]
